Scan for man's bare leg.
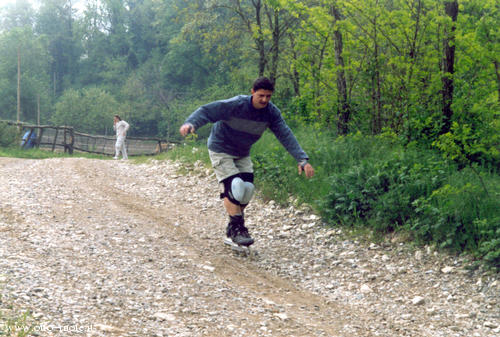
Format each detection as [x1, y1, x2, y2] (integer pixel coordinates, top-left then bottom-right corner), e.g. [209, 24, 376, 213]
[223, 197, 247, 216]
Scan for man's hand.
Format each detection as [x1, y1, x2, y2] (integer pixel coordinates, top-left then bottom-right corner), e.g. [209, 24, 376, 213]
[298, 163, 315, 178]
[179, 123, 195, 137]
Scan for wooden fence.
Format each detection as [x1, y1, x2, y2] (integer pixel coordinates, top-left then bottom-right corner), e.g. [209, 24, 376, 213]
[3, 120, 177, 156]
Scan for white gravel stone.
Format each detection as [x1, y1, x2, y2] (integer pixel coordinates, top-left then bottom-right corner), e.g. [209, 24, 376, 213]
[411, 296, 426, 305]
[484, 321, 498, 329]
[153, 312, 176, 321]
[360, 284, 373, 294]
[274, 313, 289, 321]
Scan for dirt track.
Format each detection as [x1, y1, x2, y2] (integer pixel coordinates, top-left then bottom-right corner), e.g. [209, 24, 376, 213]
[0, 157, 498, 337]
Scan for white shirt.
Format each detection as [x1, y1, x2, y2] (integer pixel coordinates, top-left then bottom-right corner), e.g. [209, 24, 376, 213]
[114, 120, 130, 138]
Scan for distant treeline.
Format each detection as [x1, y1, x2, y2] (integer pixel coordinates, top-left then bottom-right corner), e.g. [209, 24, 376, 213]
[0, 0, 498, 166]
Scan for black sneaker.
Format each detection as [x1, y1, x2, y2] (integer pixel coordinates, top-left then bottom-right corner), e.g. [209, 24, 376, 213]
[226, 215, 254, 247]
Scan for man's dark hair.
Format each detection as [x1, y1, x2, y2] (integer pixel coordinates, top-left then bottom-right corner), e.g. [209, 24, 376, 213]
[252, 77, 274, 92]
[114, 115, 122, 121]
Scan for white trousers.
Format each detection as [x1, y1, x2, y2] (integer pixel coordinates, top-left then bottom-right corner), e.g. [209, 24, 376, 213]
[115, 137, 128, 159]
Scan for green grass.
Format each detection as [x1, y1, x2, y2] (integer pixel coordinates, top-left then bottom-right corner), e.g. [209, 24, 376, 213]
[0, 280, 35, 337]
[0, 147, 110, 160]
[144, 139, 210, 165]
[0, 311, 34, 337]
[164, 127, 500, 271]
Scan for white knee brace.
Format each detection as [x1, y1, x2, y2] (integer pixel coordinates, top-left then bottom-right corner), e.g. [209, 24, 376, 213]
[230, 177, 255, 205]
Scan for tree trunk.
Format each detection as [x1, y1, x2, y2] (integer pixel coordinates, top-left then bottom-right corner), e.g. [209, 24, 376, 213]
[17, 47, 21, 123]
[441, 0, 458, 135]
[253, 0, 266, 77]
[289, 35, 300, 96]
[405, 0, 423, 141]
[267, 7, 280, 84]
[233, 0, 290, 81]
[371, 0, 382, 134]
[494, 60, 500, 102]
[331, 6, 350, 135]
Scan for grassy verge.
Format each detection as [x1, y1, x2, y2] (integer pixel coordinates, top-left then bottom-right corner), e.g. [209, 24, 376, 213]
[0, 279, 35, 337]
[0, 311, 34, 337]
[131, 138, 210, 167]
[0, 147, 109, 160]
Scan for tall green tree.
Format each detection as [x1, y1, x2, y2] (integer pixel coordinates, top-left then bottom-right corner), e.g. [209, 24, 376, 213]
[127, 0, 158, 66]
[51, 87, 122, 134]
[434, 0, 499, 167]
[0, 27, 51, 123]
[331, 3, 350, 135]
[441, 0, 458, 135]
[343, 0, 385, 134]
[0, 0, 495, 152]
[0, 0, 35, 31]
[282, 0, 354, 129]
[76, 0, 110, 87]
[77, 0, 148, 92]
[101, 0, 129, 56]
[226, 0, 297, 83]
[36, 0, 80, 96]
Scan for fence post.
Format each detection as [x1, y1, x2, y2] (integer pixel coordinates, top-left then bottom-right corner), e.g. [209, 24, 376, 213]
[64, 128, 67, 153]
[102, 137, 107, 154]
[51, 127, 59, 152]
[69, 127, 74, 154]
[63, 127, 74, 154]
[36, 127, 44, 148]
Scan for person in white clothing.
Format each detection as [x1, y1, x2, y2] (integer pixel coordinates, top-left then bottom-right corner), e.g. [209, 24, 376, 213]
[113, 115, 130, 160]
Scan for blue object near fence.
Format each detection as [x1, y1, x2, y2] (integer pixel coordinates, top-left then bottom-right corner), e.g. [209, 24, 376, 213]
[21, 129, 37, 149]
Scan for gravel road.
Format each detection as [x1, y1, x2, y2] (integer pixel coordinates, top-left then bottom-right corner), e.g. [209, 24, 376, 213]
[0, 157, 498, 337]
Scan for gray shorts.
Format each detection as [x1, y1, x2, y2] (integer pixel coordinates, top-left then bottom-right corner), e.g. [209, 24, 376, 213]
[208, 150, 253, 182]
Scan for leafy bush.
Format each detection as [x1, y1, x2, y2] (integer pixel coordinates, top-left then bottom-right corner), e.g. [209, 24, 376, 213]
[321, 149, 451, 230]
[179, 128, 500, 270]
[0, 122, 18, 146]
[410, 169, 500, 269]
[321, 140, 499, 269]
[252, 129, 396, 205]
[434, 120, 500, 170]
[50, 87, 122, 134]
[479, 230, 500, 271]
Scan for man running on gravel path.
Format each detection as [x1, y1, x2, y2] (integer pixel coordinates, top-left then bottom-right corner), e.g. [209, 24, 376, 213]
[179, 77, 314, 247]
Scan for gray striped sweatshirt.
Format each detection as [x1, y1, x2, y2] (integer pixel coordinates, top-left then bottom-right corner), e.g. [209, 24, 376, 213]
[184, 95, 309, 162]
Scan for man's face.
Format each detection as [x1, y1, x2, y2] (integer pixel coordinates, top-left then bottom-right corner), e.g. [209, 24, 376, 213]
[251, 89, 273, 109]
